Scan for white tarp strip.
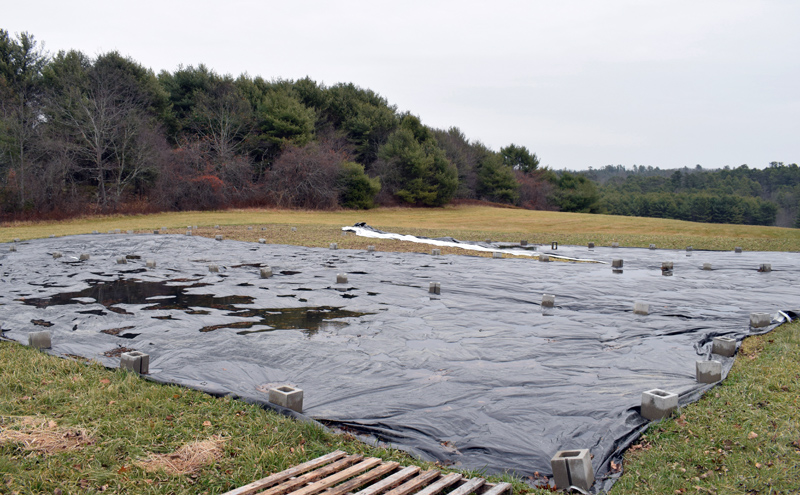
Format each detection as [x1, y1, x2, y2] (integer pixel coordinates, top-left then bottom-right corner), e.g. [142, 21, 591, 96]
[342, 225, 602, 263]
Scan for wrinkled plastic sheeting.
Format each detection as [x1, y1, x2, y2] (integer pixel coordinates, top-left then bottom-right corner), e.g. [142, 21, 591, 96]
[1, 231, 798, 493]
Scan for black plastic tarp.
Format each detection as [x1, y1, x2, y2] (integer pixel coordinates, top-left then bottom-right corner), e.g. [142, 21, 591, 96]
[1, 230, 797, 491]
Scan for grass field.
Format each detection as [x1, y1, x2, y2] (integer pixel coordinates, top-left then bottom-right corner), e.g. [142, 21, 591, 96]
[3, 205, 800, 251]
[1, 206, 798, 494]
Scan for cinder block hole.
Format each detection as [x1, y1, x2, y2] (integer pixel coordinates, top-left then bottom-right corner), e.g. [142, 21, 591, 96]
[557, 450, 582, 459]
[652, 390, 670, 397]
[278, 386, 295, 393]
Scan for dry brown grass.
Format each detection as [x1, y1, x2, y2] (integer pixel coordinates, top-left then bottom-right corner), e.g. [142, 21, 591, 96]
[136, 436, 227, 475]
[0, 416, 94, 455]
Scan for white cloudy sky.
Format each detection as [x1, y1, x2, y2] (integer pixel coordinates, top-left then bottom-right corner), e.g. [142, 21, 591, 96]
[5, 0, 799, 170]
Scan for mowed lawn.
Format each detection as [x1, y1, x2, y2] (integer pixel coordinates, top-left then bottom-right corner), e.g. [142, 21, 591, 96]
[1, 206, 799, 494]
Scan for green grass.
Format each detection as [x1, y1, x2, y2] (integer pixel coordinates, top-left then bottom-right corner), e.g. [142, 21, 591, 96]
[2, 206, 799, 494]
[611, 320, 800, 494]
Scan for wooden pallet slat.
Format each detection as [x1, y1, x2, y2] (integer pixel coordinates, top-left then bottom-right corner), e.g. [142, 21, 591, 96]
[352, 465, 421, 495]
[447, 477, 485, 495]
[223, 450, 348, 495]
[382, 470, 441, 495]
[322, 461, 401, 495]
[289, 457, 383, 495]
[480, 482, 513, 495]
[413, 472, 463, 495]
[257, 455, 363, 495]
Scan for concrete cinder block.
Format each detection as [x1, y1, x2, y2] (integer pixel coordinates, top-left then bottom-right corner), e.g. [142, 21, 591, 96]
[247, 226, 253, 230]
[758, 263, 772, 272]
[120, 351, 150, 374]
[8, 245, 16, 252]
[542, 294, 555, 308]
[186, 230, 192, 236]
[611, 242, 619, 248]
[493, 252, 503, 259]
[92, 230, 99, 234]
[49, 234, 55, 238]
[634, 302, 649, 315]
[214, 225, 220, 229]
[116, 257, 127, 264]
[750, 312, 771, 328]
[551, 449, 594, 492]
[711, 336, 736, 357]
[551, 241, 558, 250]
[258, 238, 266, 244]
[127, 230, 134, 234]
[268, 385, 303, 413]
[431, 248, 441, 256]
[367, 245, 376, 252]
[13, 238, 20, 242]
[260, 267, 273, 279]
[641, 389, 678, 421]
[329, 243, 338, 250]
[337, 273, 348, 284]
[291, 227, 297, 232]
[661, 262, 673, 272]
[341, 230, 347, 236]
[521, 240, 528, 246]
[153, 230, 160, 234]
[114, 229, 121, 234]
[703, 263, 712, 270]
[696, 360, 723, 383]
[209, 264, 220, 273]
[612, 259, 623, 268]
[52, 252, 62, 259]
[215, 234, 223, 241]
[539, 254, 550, 262]
[735, 246, 743, 253]
[79, 253, 90, 261]
[587, 242, 595, 249]
[146, 259, 156, 268]
[261, 227, 267, 231]
[28, 331, 51, 349]
[649, 244, 656, 250]
[429, 282, 441, 295]
[686, 246, 693, 252]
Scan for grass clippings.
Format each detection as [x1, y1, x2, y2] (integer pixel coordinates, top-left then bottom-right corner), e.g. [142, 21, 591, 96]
[137, 436, 226, 475]
[0, 416, 94, 455]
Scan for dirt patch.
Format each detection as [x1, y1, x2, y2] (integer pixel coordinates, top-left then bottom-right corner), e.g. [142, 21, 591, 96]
[0, 416, 94, 454]
[136, 436, 226, 475]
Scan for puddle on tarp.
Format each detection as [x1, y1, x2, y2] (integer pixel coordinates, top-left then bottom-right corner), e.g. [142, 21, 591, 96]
[21, 279, 372, 337]
[202, 306, 373, 336]
[22, 279, 249, 312]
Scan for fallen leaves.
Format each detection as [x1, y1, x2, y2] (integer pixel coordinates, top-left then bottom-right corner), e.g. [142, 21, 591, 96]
[747, 431, 758, 440]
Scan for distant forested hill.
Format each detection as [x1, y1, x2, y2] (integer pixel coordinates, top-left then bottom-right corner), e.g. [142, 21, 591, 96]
[580, 163, 800, 227]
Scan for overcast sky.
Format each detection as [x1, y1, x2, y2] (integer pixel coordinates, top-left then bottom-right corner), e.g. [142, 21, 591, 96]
[5, 0, 799, 170]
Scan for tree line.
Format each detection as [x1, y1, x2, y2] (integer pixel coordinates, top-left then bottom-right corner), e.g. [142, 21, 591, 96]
[582, 163, 800, 227]
[0, 30, 556, 219]
[2, 30, 797, 228]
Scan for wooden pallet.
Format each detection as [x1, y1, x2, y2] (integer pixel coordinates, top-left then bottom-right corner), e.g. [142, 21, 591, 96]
[223, 450, 512, 495]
